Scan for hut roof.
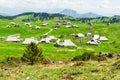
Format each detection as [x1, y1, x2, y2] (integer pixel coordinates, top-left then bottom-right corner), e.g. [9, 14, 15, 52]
[35, 26, 40, 29]
[65, 25, 71, 28]
[58, 40, 76, 47]
[22, 37, 39, 44]
[42, 23, 48, 26]
[67, 21, 71, 24]
[72, 25, 78, 28]
[87, 39, 99, 45]
[92, 34, 100, 40]
[99, 36, 108, 41]
[86, 32, 92, 36]
[25, 23, 30, 25]
[6, 25, 11, 28]
[40, 36, 57, 43]
[6, 34, 20, 42]
[76, 33, 85, 38]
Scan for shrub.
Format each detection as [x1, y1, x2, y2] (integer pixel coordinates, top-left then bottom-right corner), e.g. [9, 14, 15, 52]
[106, 53, 114, 58]
[96, 54, 106, 61]
[21, 42, 44, 65]
[72, 51, 96, 61]
[1, 56, 21, 67]
[42, 57, 53, 64]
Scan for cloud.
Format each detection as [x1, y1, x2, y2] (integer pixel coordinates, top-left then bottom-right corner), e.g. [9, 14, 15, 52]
[0, 0, 87, 10]
[0, 0, 119, 16]
[99, 0, 120, 11]
[100, 0, 111, 8]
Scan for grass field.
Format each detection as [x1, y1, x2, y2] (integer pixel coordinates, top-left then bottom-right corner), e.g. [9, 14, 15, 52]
[0, 18, 120, 80]
[0, 57, 120, 80]
[0, 19, 120, 61]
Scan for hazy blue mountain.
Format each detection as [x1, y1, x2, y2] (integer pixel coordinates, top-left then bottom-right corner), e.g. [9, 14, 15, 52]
[79, 12, 103, 18]
[0, 8, 106, 19]
[60, 9, 103, 18]
[60, 9, 80, 18]
[0, 8, 104, 18]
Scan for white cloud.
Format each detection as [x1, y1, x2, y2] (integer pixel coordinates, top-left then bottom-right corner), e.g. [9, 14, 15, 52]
[0, 0, 87, 10]
[100, 0, 111, 8]
[0, 0, 119, 16]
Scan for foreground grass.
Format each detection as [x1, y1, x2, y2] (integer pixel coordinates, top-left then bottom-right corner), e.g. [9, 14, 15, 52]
[0, 57, 120, 80]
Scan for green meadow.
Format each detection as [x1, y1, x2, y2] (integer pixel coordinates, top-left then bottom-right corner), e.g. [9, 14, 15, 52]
[0, 19, 120, 61]
[0, 16, 120, 80]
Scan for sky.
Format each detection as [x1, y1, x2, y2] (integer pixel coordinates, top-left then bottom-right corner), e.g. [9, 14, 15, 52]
[0, 0, 120, 16]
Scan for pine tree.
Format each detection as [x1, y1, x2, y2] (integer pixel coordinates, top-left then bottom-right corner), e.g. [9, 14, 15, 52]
[21, 42, 44, 65]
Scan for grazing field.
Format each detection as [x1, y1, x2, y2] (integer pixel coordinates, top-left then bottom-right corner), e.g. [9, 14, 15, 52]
[0, 19, 120, 61]
[0, 17, 120, 80]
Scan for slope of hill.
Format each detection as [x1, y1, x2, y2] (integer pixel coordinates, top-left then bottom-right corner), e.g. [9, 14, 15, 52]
[0, 12, 119, 24]
[0, 12, 69, 22]
[0, 15, 13, 19]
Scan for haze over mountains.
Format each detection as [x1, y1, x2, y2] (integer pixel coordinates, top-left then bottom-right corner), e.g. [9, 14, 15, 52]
[60, 9, 103, 18]
[0, 0, 120, 17]
[0, 8, 105, 18]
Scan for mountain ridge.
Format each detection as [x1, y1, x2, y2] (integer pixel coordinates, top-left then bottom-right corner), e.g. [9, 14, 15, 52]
[59, 9, 104, 18]
[60, 9, 80, 18]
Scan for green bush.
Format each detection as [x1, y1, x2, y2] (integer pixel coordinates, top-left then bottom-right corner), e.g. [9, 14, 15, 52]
[1, 56, 21, 67]
[72, 51, 96, 61]
[21, 42, 44, 65]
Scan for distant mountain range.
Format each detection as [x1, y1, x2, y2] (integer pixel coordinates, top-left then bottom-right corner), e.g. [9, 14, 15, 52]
[60, 9, 103, 18]
[0, 8, 104, 18]
[0, 11, 119, 23]
[0, 8, 120, 18]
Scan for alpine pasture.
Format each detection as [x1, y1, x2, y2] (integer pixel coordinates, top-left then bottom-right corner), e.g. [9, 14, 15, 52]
[0, 14, 120, 80]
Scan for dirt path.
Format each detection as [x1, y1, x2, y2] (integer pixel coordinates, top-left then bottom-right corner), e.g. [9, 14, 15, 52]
[44, 28, 53, 35]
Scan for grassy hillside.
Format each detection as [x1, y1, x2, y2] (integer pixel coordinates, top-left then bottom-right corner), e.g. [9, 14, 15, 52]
[0, 17, 120, 61]
[0, 13, 120, 80]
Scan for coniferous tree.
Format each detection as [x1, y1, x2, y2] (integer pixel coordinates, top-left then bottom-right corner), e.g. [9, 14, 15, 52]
[21, 42, 44, 65]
